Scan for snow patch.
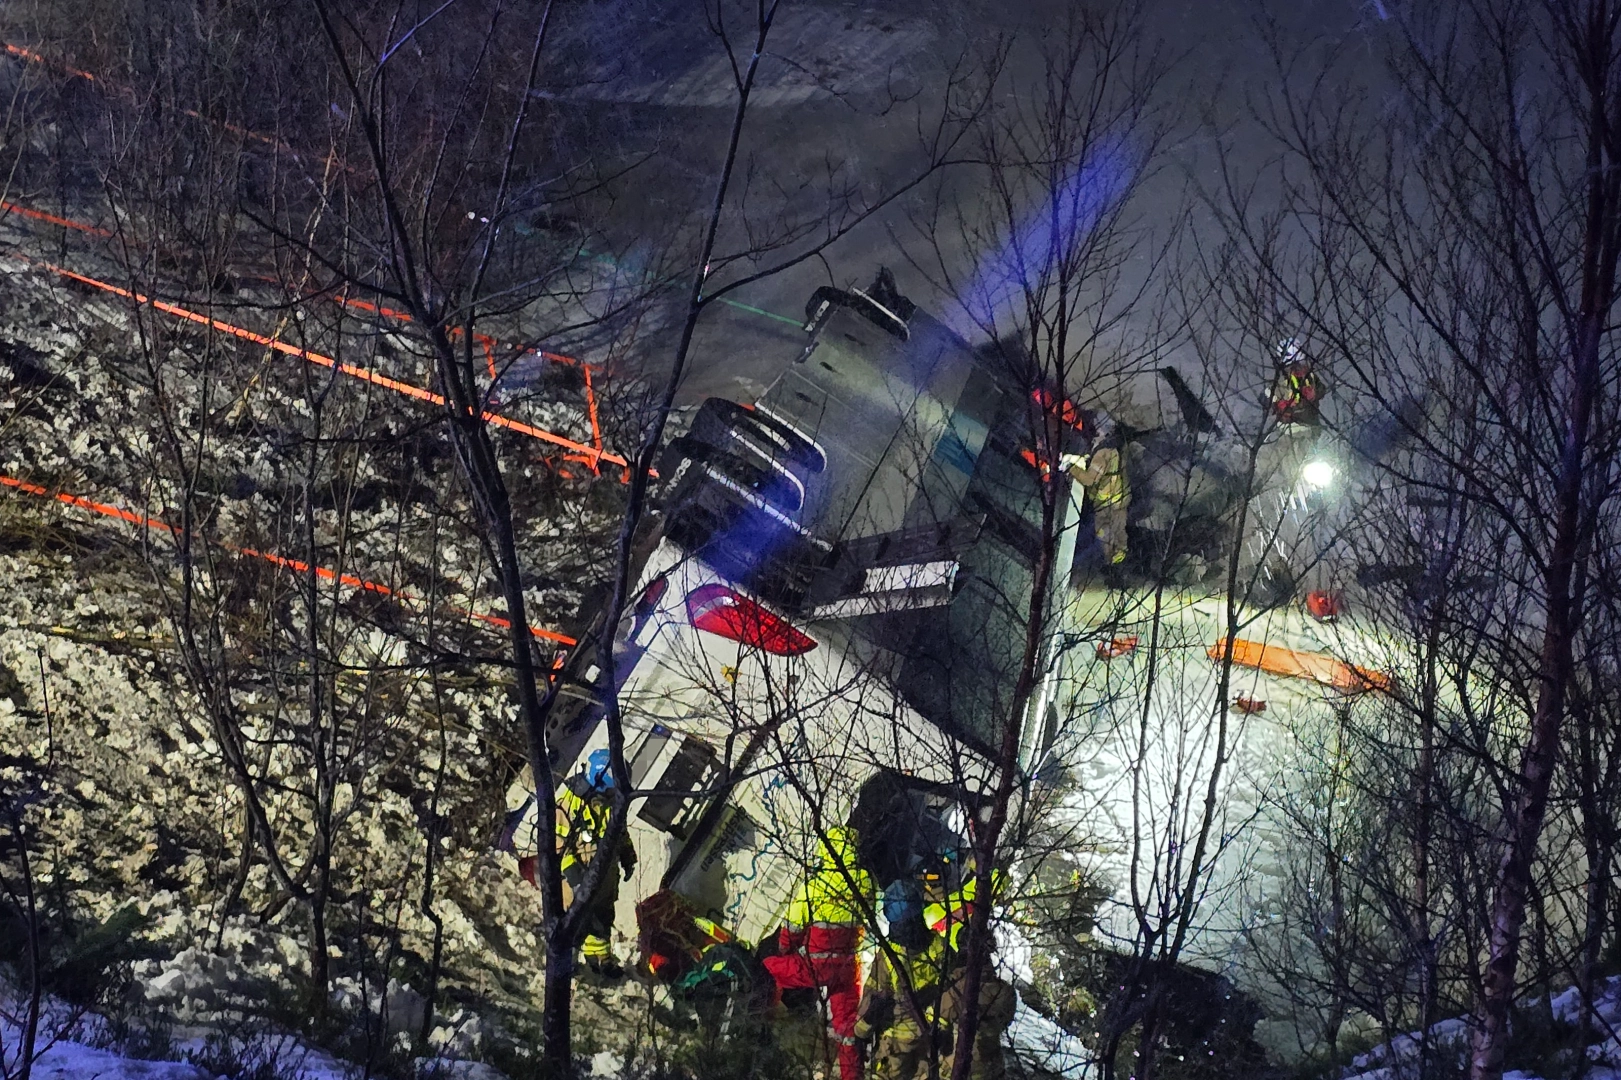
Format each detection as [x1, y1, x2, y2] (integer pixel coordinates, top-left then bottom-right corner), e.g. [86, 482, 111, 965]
[1005, 991, 1091, 1078]
[1343, 977, 1621, 1080]
[14, 1038, 212, 1080]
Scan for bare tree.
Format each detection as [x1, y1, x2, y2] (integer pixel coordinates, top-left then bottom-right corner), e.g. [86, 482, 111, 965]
[1226, 3, 1621, 1076]
[0, 755, 46, 1080]
[269, 0, 996, 1070]
[897, 5, 1199, 1076]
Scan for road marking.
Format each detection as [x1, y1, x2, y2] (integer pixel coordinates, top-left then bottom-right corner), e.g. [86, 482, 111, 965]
[718, 297, 803, 327]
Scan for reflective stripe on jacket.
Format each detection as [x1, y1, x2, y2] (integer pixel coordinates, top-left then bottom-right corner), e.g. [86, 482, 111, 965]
[1090, 448, 1126, 506]
[924, 869, 1006, 950]
[858, 937, 946, 1037]
[557, 776, 636, 879]
[556, 782, 608, 872]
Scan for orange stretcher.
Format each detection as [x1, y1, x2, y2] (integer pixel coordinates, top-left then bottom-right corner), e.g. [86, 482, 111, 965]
[1209, 637, 1391, 694]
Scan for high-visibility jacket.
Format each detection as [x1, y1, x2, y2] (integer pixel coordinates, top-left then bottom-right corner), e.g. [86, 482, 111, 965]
[781, 826, 874, 957]
[556, 776, 635, 878]
[1070, 447, 1126, 506]
[1284, 368, 1318, 404]
[1274, 364, 1321, 422]
[1092, 448, 1126, 506]
[924, 869, 1005, 951]
[856, 936, 947, 1039]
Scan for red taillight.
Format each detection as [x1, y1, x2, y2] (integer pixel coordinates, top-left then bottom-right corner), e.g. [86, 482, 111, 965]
[684, 584, 818, 656]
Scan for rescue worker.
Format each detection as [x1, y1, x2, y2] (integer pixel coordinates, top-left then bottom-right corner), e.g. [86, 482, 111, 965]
[762, 825, 875, 1080]
[1065, 423, 1129, 566]
[854, 917, 945, 1080]
[1272, 354, 1322, 426]
[556, 748, 637, 979]
[937, 957, 1017, 1080]
[923, 863, 1005, 952]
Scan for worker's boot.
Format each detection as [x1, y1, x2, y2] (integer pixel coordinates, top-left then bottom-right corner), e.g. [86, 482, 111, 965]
[583, 936, 625, 981]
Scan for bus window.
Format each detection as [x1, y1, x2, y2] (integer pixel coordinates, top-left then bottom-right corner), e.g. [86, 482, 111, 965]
[640, 736, 720, 837]
[628, 724, 672, 788]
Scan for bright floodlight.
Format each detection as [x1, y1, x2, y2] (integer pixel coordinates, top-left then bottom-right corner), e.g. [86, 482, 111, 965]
[1302, 459, 1336, 489]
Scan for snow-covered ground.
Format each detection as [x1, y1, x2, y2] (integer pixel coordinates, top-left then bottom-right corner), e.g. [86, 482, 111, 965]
[0, 977, 531, 1080]
[4, 984, 1080, 1080]
[1030, 581, 1390, 1060]
[1338, 977, 1621, 1080]
[0, 201, 1405, 1078]
[1005, 992, 1092, 1079]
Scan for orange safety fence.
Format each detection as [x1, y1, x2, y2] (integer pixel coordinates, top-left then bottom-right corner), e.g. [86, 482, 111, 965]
[3, 41, 96, 81]
[0, 472, 576, 645]
[1, 472, 175, 532]
[30, 258, 628, 469]
[1208, 637, 1392, 694]
[336, 297, 503, 382]
[4, 41, 325, 158]
[582, 363, 603, 460]
[361, 303, 507, 383]
[338, 293, 607, 462]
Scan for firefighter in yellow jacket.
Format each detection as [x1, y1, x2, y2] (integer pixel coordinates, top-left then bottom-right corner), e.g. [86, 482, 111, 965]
[1066, 423, 1129, 566]
[854, 929, 945, 1079]
[938, 957, 1017, 1080]
[555, 749, 637, 979]
[923, 864, 1005, 952]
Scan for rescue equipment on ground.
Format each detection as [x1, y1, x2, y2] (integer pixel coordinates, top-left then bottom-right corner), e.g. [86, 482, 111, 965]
[1097, 636, 1140, 660]
[635, 889, 734, 982]
[1306, 590, 1343, 620]
[1209, 637, 1392, 694]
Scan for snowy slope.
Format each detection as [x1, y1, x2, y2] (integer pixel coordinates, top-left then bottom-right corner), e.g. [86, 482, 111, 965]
[0, 232, 642, 1071]
[1341, 977, 1621, 1080]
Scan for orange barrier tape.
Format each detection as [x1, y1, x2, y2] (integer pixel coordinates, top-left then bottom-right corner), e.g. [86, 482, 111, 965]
[3, 41, 96, 81]
[235, 544, 573, 643]
[0, 197, 620, 473]
[342, 294, 607, 471]
[337, 294, 598, 372]
[482, 334, 498, 381]
[40, 261, 627, 467]
[338, 295, 415, 324]
[1, 473, 175, 532]
[0, 472, 576, 645]
[0, 200, 112, 236]
[583, 363, 603, 459]
[1209, 637, 1392, 694]
[4, 41, 323, 160]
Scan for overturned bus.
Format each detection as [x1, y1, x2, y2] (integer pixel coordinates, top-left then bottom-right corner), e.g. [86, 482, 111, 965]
[503, 271, 1086, 970]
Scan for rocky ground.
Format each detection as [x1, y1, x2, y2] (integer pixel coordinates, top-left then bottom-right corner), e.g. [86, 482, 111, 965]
[0, 231, 675, 1077]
